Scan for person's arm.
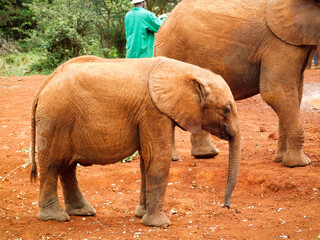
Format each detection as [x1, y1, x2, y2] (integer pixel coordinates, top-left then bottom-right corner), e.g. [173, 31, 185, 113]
[145, 11, 164, 32]
[158, 14, 167, 22]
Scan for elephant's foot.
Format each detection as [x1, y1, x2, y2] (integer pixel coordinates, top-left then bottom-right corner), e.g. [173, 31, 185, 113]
[66, 200, 96, 216]
[190, 132, 219, 158]
[191, 144, 219, 158]
[172, 152, 184, 161]
[274, 150, 285, 162]
[135, 205, 146, 218]
[38, 204, 70, 221]
[141, 212, 171, 228]
[172, 153, 179, 161]
[282, 150, 311, 167]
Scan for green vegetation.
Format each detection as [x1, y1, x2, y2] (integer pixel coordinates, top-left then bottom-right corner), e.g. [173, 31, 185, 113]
[311, 234, 320, 240]
[0, 0, 181, 76]
[0, 52, 44, 76]
[120, 151, 139, 163]
[0, 0, 36, 40]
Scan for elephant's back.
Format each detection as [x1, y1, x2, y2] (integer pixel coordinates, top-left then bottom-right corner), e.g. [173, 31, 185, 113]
[164, 0, 267, 24]
[35, 58, 156, 133]
[38, 59, 152, 108]
[156, 0, 268, 99]
[157, 0, 267, 62]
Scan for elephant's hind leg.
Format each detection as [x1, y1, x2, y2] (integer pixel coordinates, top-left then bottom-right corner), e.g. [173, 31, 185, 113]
[59, 163, 96, 216]
[38, 161, 69, 221]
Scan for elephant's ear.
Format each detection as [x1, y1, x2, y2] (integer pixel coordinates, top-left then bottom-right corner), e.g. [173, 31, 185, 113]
[148, 58, 210, 134]
[266, 0, 320, 46]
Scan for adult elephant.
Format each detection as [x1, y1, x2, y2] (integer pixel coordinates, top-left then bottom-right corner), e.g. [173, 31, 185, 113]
[155, 0, 320, 167]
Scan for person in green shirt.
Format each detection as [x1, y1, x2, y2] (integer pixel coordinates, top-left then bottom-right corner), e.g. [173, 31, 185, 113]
[125, 0, 167, 58]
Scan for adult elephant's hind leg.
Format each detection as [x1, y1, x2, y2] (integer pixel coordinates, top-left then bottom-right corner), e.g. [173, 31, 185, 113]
[190, 130, 219, 158]
[59, 163, 96, 216]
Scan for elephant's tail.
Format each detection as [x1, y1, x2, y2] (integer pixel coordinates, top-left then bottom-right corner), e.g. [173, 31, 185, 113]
[29, 75, 52, 183]
[29, 59, 83, 182]
[30, 93, 38, 183]
[29, 70, 60, 183]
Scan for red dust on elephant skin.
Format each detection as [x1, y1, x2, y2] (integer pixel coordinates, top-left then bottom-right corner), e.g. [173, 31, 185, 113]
[0, 70, 320, 239]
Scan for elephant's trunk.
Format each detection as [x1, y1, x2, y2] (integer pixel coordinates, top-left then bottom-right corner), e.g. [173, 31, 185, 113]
[223, 132, 241, 208]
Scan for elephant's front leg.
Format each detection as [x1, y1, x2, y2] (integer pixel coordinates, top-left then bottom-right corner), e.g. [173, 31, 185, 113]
[274, 122, 288, 162]
[135, 157, 147, 218]
[138, 121, 173, 227]
[171, 128, 180, 161]
[260, 53, 311, 167]
[277, 112, 310, 167]
[141, 153, 171, 227]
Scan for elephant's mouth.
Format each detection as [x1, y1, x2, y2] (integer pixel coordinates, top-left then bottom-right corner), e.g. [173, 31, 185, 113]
[220, 123, 233, 141]
[202, 122, 233, 141]
[220, 132, 233, 141]
[174, 121, 187, 131]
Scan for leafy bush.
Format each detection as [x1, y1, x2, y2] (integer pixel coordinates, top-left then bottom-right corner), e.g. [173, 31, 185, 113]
[146, 0, 181, 15]
[27, 0, 103, 71]
[91, 0, 131, 58]
[0, 0, 36, 40]
[1, 0, 182, 75]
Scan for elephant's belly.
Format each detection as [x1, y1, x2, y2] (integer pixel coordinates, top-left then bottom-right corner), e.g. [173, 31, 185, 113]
[73, 141, 139, 166]
[71, 125, 140, 165]
[227, 75, 260, 100]
[209, 60, 261, 100]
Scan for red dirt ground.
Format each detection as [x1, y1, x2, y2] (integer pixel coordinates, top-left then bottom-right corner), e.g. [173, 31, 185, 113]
[0, 70, 319, 240]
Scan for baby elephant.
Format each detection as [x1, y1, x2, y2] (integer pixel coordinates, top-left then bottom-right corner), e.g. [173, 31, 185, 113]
[30, 56, 241, 228]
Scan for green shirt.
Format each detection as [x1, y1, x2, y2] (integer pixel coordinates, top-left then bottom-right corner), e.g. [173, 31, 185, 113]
[125, 7, 164, 58]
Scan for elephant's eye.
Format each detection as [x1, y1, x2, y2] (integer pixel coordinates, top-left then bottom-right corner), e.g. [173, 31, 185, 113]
[223, 105, 231, 115]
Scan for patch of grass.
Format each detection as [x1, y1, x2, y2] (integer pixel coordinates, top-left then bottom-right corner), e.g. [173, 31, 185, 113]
[17, 147, 38, 153]
[120, 151, 139, 163]
[0, 52, 44, 76]
[311, 234, 320, 240]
